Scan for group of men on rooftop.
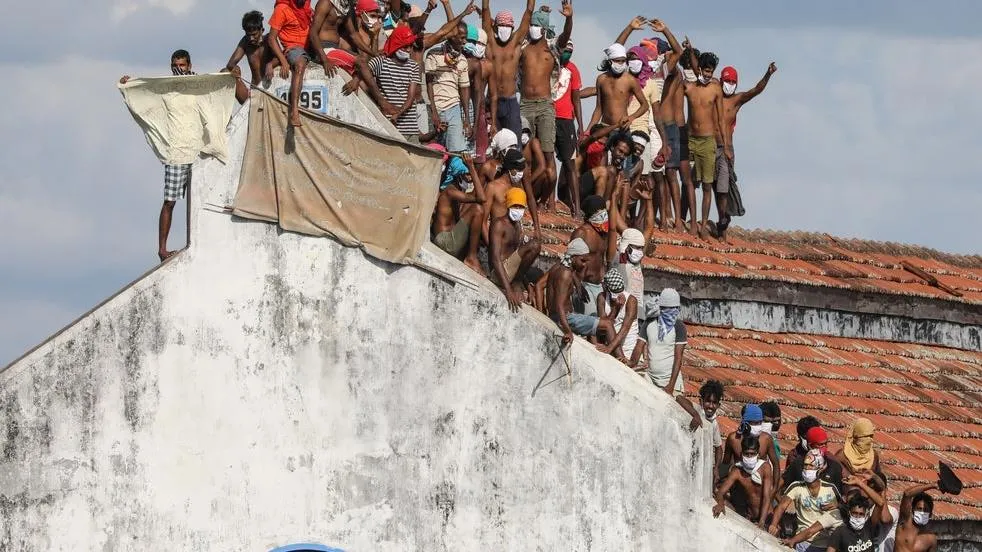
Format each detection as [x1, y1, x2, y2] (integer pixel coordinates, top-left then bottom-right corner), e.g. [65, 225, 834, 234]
[704, 398, 952, 552]
[124, 3, 956, 549]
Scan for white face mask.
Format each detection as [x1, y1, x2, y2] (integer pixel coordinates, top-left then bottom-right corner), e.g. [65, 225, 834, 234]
[458, 178, 474, 193]
[521, 132, 531, 145]
[362, 14, 380, 29]
[473, 44, 486, 58]
[508, 207, 525, 222]
[749, 424, 763, 436]
[722, 82, 737, 96]
[496, 27, 513, 42]
[760, 422, 773, 435]
[610, 61, 627, 75]
[800, 436, 809, 451]
[528, 26, 543, 41]
[802, 469, 818, 483]
[697, 74, 711, 85]
[741, 455, 759, 472]
[682, 69, 697, 83]
[628, 249, 643, 264]
[394, 50, 410, 61]
[913, 511, 930, 526]
[589, 210, 609, 226]
[628, 59, 644, 75]
[509, 170, 524, 184]
[849, 515, 867, 531]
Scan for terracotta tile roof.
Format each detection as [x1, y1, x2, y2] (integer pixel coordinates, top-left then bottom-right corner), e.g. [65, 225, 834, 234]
[682, 325, 982, 520]
[536, 212, 982, 305]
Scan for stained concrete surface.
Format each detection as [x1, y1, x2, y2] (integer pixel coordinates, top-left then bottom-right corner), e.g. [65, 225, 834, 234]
[0, 73, 784, 551]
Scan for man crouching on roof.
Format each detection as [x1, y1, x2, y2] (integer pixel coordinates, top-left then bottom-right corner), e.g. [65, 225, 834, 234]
[490, 187, 541, 312]
[268, 0, 315, 127]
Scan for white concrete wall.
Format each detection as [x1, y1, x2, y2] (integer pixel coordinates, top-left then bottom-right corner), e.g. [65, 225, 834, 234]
[0, 76, 783, 551]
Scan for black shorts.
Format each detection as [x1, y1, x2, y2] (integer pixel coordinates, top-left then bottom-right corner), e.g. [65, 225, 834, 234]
[679, 125, 690, 164]
[555, 118, 577, 162]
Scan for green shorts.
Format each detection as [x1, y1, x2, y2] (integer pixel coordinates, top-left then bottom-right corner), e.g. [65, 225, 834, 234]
[434, 218, 470, 257]
[520, 98, 557, 153]
[688, 135, 717, 184]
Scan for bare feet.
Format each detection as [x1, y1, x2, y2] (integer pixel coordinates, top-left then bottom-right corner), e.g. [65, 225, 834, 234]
[289, 112, 303, 127]
[158, 250, 176, 262]
[463, 256, 484, 275]
[644, 228, 658, 257]
[698, 223, 710, 241]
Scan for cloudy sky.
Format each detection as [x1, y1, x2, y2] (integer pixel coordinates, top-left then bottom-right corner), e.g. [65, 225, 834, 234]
[1, 0, 980, 365]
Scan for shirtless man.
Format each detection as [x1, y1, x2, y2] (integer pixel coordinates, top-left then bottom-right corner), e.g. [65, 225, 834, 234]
[722, 404, 780, 500]
[432, 154, 486, 272]
[547, 238, 614, 344]
[570, 195, 614, 319]
[684, 46, 730, 240]
[309, 0, 357, 76]
[482, 148, 527, 237]
[520, 117, 549, 208]
[483, 0, 534, 137]
[895, 483, 938, 552]
[519, 1, 573, 210]
[658, 33, 694, 236]
[714, 62, 777, 242]
[225, 11, 272, 86]
[489, 187, 541, 311]
[464, 26, 494, 164]
[714, 434, 773, 528]
[588, 41, 649, 136]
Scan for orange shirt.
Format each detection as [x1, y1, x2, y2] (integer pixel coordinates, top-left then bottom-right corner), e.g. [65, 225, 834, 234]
[269, 2, 311, 51]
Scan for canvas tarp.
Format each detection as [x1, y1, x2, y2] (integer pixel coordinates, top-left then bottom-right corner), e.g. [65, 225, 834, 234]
[119, 73, 237, 165]
[232, 90, 443, 265]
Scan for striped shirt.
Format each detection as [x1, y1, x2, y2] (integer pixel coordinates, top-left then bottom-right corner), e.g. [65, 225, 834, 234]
[368, 55, 421, 137]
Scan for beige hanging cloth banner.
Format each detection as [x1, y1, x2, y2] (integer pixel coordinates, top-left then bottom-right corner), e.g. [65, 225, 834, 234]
[233, 90, 443, 265]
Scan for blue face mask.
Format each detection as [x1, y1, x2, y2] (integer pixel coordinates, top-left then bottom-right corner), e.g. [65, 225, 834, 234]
[383, 13, 395, 30]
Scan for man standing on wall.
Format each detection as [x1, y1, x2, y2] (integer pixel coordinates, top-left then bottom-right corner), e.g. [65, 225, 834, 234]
[120, 50, 197, 262]
[553, 39, 583, 216]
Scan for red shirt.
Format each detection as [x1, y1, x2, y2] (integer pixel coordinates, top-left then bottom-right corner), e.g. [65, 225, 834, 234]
[553, 61, 581, 121]
[270, 1, 312, 51]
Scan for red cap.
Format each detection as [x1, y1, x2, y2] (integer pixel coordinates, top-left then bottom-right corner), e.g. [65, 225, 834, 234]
[721, 66, 738, 83]
[383, 25, 417, 57]
[806, 426, 828, 447]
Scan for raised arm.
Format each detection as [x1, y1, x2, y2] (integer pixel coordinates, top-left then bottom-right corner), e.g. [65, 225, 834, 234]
[900, 482, 937, 523]
[737, 62, 777, 107]
[481, 0, 493, 36]
[614, 16, 645, 46]
[556, 0, 573, 51]
[651, 19, 683, 68]
[424, 1, 476, 48]
[512, 0, 536, 50]
[440, 0, 453, 20]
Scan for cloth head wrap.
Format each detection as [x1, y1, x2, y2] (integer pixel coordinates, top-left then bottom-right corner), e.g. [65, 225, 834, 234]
[604, 267, 626, 293]
[490, 129, 518, 156]
[495, 11, 514, 26]
[384, 24, 417, 56]
[562, 238, 590, 268]
[440, 156, 468, 190]
[606, 43, 627, 60]
[530, 10, 551, 29]
[426, 142, 448, 161]
[618, 228, 645, 253]
[355, 0, 378, 15]
[843, 418, 876, 471]
[466, 23, 479, 42]
[804, 448, 826, 470]
[628, 45, 654, 87]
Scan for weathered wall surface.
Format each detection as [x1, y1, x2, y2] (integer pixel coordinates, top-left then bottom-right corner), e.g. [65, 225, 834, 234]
[0, 79, 783, 551]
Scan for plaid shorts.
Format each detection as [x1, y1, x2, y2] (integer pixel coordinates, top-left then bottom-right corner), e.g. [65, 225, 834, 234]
[163, 164, 192, 201]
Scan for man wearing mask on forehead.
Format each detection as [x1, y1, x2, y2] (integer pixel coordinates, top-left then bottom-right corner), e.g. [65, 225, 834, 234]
[483, 0, 535, 137]
[587, 40, 649, 139]
[682, 44, 730, 241]
[713, 61, 777, 242]
[519, 1, 574, 215]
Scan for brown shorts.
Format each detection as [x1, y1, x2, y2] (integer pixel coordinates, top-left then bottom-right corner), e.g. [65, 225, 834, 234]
[492, 249, 523, 286]
[433, 217, 470, 257]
